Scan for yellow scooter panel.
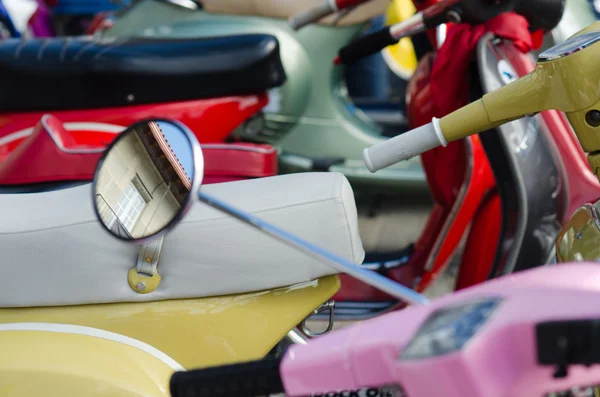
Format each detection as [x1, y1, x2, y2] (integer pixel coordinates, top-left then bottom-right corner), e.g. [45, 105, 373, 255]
[0, 327, 176, 396]
[382, 0, 418, 80]
[0, 275, 340, 371]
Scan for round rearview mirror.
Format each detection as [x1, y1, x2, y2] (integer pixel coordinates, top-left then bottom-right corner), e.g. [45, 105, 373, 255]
[93, 119, 202, 242]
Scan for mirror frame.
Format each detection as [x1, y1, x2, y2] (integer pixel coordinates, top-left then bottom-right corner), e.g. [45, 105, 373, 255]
[92, 118, 203, 244]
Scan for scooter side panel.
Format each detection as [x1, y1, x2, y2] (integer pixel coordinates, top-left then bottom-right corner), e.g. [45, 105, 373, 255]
[0, 329, 175, 396]
[556, 204, 600, 262]
[0, 275, 340, 369]
[0, 96, 266, 163]
[476, 35, 568, 275]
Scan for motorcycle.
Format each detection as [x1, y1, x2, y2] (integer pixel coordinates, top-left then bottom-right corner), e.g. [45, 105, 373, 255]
[170, 21, 600, 397]
[0, 0, 54, 38]
[98, 0, 429, 194]
[0, 32, 286, 187]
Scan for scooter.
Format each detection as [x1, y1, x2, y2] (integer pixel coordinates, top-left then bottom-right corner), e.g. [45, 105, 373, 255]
[98, 0, 429, 194]
[362, 14, 600, 268]
[315, 0, 597, 318]
[0, 32, 286, 186]
[0, 118, 368, 380]
[172, 263, 600, 397]
[0, 0, 54, 38]
[0, 0, 580, 321]
[11, 21, 600, 389]
[170, 22, 600, 397]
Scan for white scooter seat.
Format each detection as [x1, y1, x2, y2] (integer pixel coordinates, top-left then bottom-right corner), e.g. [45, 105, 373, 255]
[200, 0, 390, 27]
[0, 172, 364, 307]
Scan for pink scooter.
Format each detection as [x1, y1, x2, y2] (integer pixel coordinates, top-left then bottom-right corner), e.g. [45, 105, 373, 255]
[171, 263, 600, 397]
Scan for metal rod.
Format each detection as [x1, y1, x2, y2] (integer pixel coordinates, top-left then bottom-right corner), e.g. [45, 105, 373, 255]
[198, 191, 430, 305]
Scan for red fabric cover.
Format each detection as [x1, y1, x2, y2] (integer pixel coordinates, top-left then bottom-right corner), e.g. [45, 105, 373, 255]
[423, 12, 537, 208]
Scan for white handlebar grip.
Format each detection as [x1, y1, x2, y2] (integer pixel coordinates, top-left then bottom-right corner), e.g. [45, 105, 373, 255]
[363, 118, 447, 172]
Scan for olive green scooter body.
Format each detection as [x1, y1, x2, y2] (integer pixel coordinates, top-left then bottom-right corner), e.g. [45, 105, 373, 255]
[104, 0, 427, 194]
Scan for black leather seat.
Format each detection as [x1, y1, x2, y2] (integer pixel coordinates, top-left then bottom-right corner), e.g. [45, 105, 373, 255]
[0, 34, 286, 112]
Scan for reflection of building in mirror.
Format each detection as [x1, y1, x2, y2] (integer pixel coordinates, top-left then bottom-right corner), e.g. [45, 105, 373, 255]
[96, 121, 192, 239]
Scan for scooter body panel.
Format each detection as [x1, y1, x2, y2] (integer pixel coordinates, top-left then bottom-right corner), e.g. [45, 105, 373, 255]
[0, 96, 267, 165]
[103, 0, 427, 192]
[0, 275, 340, 370]
[475, 35, 577, 275]
[0, 328, 176, 396]
[556, 203, 600, 262]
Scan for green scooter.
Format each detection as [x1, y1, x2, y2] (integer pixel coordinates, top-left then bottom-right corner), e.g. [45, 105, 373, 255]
[100, 0, 428, 195]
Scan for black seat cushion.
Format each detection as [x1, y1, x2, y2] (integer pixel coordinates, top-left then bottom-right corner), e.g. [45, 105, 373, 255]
[0, 34, 286, 112]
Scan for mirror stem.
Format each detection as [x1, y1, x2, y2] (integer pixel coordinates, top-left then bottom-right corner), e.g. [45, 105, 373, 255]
[197, 191, 429, 305]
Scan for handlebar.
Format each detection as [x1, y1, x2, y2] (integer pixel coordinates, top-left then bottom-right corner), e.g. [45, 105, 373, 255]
[363, 118, 447, 172]
[363, 21, 600, 173]
[170, 358, 284, 397]
[289, 0, 372, 30]
[335, 0, 526, 65]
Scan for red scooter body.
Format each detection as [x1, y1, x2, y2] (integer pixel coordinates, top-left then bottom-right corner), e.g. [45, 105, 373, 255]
[334, 1, 595, 311]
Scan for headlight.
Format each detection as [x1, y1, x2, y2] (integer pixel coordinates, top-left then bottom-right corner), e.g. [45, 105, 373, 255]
[399, 297, 503, 360]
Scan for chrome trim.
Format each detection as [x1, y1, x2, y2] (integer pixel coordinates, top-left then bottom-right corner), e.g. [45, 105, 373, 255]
[92, 118, 203, 245]
[424, 138, 474, 272]
[41, 114, 106, 154]
[197, 190, 429, 305]
[436, 24, 447, 49]
[300, 301, 335, 337]
[286, 328, 308, 345]
[201, 143, 276, 154]
[389, 12, 425, 41]
[161, 0, 199, 10]
[588, 203, 600, 230]
[538, 31, 600, 62]
[312, 300, 399, 321]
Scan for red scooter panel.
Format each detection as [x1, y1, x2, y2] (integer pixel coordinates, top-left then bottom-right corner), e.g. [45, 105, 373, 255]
[0, 115, 103, 184]
[0, 95, 267, 165]
[0, 113, 278, 186]
[202, 143, 278, 184]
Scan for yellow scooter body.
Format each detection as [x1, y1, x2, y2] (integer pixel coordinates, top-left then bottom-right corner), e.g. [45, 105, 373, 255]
[0, 275, 339, 396]
[382, 0, 418, 80]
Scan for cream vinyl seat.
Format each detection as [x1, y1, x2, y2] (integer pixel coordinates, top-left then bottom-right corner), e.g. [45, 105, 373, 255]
[0, 172, 364, 308]
[200, 0, 391, 26]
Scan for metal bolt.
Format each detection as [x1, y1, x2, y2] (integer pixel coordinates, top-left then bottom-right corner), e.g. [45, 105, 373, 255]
[127, 94, 135, 102]
[136, 282, 146, 291]
[576, 231, 583, 240]
[145, 257, 152, 263]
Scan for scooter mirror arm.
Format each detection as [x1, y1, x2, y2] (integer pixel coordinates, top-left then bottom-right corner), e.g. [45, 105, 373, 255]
[197, 191, 430, 306]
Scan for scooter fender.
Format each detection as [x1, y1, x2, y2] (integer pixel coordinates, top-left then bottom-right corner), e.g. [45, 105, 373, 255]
[0, 324, 179, 396]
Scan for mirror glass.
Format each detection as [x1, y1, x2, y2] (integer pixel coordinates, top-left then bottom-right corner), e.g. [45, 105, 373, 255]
[93, 120, 196, 241]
